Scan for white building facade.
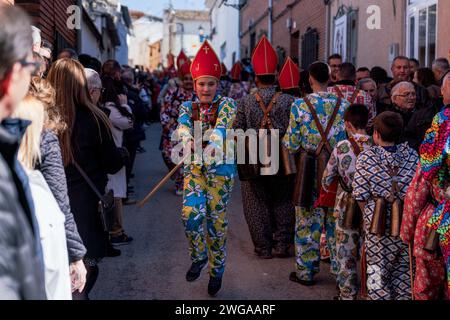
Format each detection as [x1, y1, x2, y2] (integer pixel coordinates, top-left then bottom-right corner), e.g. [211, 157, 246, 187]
[205, 0, 240, 70]
[161, 9, 211, 67]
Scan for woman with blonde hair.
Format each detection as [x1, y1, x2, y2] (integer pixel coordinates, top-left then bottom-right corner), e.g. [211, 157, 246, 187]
[13, 95, 71, 299]
[29, 76, 88, 295]
[47, 58, 125, 300]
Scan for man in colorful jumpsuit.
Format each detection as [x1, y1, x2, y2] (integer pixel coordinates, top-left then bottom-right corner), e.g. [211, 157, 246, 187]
[283, 62, 349, 285]
[175, 40, 237, 297]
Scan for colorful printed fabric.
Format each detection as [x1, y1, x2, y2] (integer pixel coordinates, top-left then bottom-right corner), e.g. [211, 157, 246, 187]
[177, 95, 237, 278]
[400, 164, 447, 299]
[228, 82, 247, 101]
[321, 133, 372, 299]
[335, 223, 360, 299]
[177, 95, 237, 177]
[182, 164, 234, 277]
[160, 87, 194, 191]
[282, 92, 349, 154]
[419, 107, 450, 285]
[322, 133, 372, 220]
[294, 206, 337, 281]
[327, 84, 376, 130]
[217, 79, 232, 97]
[283, 92, 348, 282]
[352, 143, 418, 299]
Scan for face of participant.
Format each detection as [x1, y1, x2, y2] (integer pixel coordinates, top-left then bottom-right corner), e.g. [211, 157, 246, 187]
[392, 86, 416, 110]
[329, 58, 342, 81]
[391, 59, 410, 81]
[182, 74, 193, 91]
[409, 61, 419, 76]
[195, 77, 218, 104]
[361, 82, 378, 101]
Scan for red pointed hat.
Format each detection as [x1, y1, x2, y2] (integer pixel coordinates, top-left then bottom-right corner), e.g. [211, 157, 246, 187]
[190, 40, 221, 81]
[251, 35, 278, 76]
[177, 50, 189, 70]
[221, 63, 228, 77]
[230, 62, 243, 80]
[179, 59, 191, 77]
[279, 57, 300, 89]
[167, 53, 175, 68]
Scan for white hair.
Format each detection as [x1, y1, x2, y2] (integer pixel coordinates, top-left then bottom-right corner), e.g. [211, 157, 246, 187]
[31, 26, 41, 47]
[357, 78, 377, 90]
[84, 68, 102, 90]
[391, 81, 414, 97]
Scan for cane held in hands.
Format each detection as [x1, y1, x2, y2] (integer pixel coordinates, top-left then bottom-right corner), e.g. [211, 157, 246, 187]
[137, 154, 189, 208]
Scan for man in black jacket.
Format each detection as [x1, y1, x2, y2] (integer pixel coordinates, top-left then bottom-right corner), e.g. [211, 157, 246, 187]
[0, 5, 46, 299]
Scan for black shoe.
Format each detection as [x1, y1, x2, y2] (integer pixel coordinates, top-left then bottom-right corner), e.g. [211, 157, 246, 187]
[289, 272, 316, 286]
[208, 276, 222, 297]
[106, 242, 121, 257]
[186, 259, 208, 282]
[110, 233, 134, 246]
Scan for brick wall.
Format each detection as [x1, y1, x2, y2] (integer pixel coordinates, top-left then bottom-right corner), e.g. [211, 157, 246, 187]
[240, 0, 326, 67]
[15, 0, 77, 52]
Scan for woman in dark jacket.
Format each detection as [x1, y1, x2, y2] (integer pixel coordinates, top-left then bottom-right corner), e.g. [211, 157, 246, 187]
[47, 59, 124, 299]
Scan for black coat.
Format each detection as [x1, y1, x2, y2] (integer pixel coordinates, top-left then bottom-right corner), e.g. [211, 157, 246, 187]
[65, 106, 124, 259]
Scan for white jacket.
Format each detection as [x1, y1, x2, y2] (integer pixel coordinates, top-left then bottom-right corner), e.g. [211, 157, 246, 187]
[27, 169, 71, 300]
[105, 102, 133, 198]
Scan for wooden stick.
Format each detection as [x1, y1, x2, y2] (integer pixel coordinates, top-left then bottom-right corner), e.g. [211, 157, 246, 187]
[137, 156, 187, 208]
[409, 242, 415, 300]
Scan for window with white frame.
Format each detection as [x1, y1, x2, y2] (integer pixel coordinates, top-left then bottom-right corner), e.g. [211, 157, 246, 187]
[406, 0, 438, 67]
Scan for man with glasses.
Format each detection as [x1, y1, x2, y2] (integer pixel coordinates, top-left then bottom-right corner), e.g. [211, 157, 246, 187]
[0, 4, 47, 299]
[386, 81, 435, 150]
[377, 56, 430, 112]
[327, 53, 342, 85]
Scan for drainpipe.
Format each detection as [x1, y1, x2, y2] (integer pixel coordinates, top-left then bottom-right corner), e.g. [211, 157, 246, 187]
[325, 0, 331, 60]
[77, 0, 82, 53]
[268, 0, 273, 42]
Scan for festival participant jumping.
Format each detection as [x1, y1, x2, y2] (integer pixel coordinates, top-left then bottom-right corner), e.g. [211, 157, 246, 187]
[175, 40, 237, 297]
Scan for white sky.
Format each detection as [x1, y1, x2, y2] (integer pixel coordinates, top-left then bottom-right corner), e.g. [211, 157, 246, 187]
[120, 0, 206, 17]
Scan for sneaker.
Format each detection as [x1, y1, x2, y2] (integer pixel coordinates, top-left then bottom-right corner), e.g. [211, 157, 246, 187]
[289, 272, 316, 286]
[110, 233, 134, 246]
[106, 242, 121, 257]
[207, 276, 222, 297]
[186, 259, 208, 282]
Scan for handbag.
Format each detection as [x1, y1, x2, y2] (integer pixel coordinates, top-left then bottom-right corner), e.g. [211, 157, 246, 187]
[74, 161, 115, 231]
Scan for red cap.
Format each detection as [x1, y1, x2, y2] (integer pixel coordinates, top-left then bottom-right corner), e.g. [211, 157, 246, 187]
[167, 53, 175, 68]
[251, 35, 278, 76]
[190, 40, 221, 81]
[221, 63, 228, 77]
[230, 62, 243, 80]
[177, 50, 189, 70]
[279, 57, 300, 89]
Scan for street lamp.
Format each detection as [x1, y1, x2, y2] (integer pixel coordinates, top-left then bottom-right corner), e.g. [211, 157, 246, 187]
[223, 0, 247, 10]
[198, 25, 206, 43]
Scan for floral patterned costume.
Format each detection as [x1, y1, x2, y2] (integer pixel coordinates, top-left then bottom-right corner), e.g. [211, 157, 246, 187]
[322, 133, 372, 299]
[160, 87, 194, 192]
[176, 95, 237, 278]
[282, 92, 349, 281]
[228, 82, 247, 101]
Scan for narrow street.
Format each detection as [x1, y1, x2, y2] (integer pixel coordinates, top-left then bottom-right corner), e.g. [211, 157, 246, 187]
[91, 124, 337, 300]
